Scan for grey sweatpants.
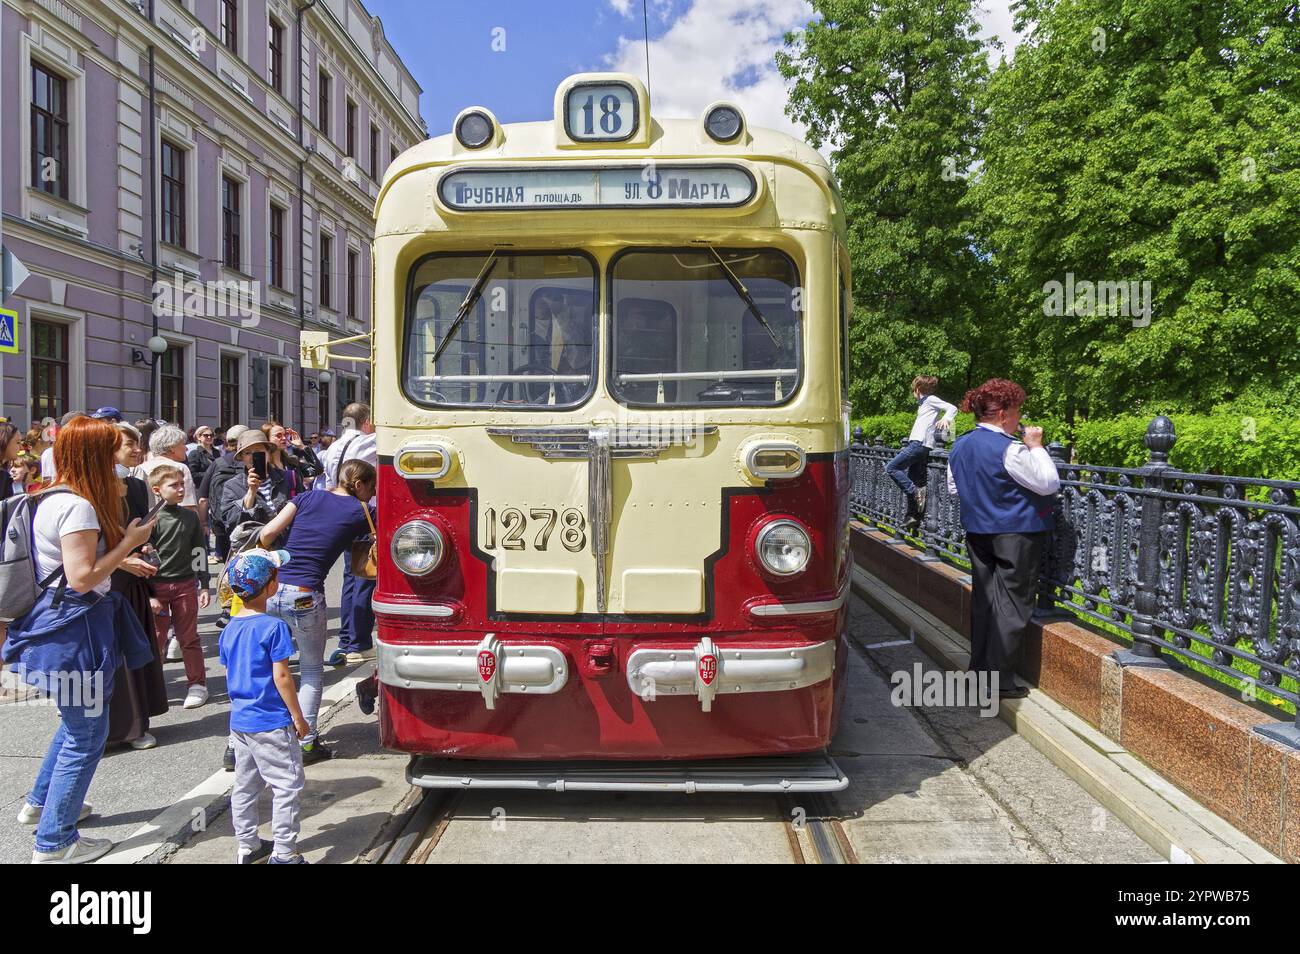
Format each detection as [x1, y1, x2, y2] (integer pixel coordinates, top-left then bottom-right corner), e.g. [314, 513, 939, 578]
[231, 726, 305, 861]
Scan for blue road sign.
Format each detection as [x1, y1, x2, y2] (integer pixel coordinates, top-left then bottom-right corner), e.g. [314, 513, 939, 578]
[0, 307, 16, 354]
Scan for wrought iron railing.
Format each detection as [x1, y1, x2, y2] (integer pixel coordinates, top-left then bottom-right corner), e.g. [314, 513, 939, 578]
[849, 417, 1300, 742]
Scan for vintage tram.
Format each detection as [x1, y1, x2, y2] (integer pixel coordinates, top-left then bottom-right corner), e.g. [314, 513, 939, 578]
[368, 73, 853, 791]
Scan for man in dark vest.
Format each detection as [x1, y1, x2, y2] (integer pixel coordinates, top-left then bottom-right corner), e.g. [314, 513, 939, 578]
[946, 379, 1060, 699]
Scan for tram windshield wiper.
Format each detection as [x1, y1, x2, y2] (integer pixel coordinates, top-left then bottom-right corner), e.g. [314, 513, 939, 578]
[430, 250, 499, 367]
[706, 245, 782, 350]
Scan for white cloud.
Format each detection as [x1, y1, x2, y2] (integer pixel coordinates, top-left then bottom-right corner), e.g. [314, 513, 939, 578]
[600, 0, 1024, 148]
[603, 0, 814, 140]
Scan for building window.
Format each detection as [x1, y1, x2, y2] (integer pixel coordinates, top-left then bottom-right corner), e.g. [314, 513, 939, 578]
[269, 363, 285, 424]
[318, 69, 330, 137]
[220, 354, 241, 430]
[31, 63, 69, 200]
[222, 176, 241, 271]
[319, 234, 332, 309]
[220, 0, 238, 55]
[347, 248, 358, 320]
[338, 375, 357, 409]
[390, 143, 398, 168]
[346, 99, 356, 158]
[269, 204, 285, 289]
[370, 124, 379, 178]
[268, 19, 284, 93]
[317, 379, 330, 430]
[30, 320, 69, 424]
[160, 140, 186, 247]
[160, 344, 186, 425]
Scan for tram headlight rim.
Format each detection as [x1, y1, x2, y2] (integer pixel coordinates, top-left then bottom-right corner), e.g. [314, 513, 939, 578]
[754, 518, 812, 578]
[455, 109, 496, 149]
[391, 519, 446, 577]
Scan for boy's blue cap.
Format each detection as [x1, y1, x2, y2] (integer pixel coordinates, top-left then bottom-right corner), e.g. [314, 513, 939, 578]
[91, 406, 122, 422]
[227, 548, 291, 598]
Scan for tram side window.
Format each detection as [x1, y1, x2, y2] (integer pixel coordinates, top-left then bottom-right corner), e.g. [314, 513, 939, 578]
[404, 252, 598, 409]
[610, 248, 801, 406]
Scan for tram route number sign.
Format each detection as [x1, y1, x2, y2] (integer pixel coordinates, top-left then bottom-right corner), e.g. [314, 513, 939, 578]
[440, 165, 756, 211]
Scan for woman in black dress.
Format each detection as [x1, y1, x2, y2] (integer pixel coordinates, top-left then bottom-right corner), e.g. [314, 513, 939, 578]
[107, 423, 170, 749]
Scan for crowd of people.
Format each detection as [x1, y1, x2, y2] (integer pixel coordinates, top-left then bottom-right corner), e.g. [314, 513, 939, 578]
[0, 403, 378, 864]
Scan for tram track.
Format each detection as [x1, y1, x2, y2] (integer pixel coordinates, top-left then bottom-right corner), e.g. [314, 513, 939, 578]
[370, 787, 855, 865]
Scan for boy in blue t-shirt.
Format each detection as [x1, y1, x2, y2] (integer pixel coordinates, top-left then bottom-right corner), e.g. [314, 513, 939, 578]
[218, 548, 310, 865]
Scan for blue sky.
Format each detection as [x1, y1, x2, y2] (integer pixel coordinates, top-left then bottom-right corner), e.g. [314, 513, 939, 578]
[364, 1, 1021, 142]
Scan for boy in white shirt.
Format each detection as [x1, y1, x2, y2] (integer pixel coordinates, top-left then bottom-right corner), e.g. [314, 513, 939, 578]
[886, 375, 958, 527]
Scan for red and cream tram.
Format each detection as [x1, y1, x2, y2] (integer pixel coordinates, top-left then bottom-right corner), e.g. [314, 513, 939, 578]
[364, 74, 852, 791]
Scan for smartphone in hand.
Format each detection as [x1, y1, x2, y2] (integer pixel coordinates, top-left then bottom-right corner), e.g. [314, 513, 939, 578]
[252, 451, 268, 480]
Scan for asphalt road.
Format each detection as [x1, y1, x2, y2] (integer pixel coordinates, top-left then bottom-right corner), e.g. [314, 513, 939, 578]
[0, 559, 354, 865]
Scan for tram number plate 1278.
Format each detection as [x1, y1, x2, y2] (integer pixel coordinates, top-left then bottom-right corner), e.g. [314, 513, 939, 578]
[482, 507, 587, 552]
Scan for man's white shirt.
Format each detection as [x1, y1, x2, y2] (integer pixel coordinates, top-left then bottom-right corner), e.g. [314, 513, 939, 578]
[320, 428, 377, 490]
[946, 423, 1061, 497]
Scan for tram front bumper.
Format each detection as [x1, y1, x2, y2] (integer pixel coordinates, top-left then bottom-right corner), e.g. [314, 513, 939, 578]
[375, 633, 837, 713]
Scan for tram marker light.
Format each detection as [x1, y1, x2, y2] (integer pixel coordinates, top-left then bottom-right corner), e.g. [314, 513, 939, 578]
[703, 103, 745, 143]
[396, 447, 453, 480]
[743, 441, 806, 480]
[455, 108, 496, 149]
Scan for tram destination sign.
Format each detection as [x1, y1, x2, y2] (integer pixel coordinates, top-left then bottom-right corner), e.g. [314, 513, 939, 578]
[439, 165, 756, 211]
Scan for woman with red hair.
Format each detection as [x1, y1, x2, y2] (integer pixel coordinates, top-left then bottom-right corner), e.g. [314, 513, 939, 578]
[945, 379, 1060, 699]
[2, 416, 157, 863]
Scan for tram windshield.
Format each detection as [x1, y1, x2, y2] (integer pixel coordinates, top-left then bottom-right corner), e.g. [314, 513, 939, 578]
[610, 248, 801, 406]
[404, 252, 597, 408]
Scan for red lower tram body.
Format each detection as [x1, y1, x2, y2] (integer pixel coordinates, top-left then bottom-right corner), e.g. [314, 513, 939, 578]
[374, 456, 850, 760]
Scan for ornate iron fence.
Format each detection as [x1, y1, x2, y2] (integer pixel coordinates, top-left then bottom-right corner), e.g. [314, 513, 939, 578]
[849, 417, 1300, 741]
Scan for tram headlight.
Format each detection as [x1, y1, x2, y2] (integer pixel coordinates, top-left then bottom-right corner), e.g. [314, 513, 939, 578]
[704, 103, 744, 142]
[391, 520, 446, 577]
[455, 110, 495, 149]
[755, 519, 812, 577]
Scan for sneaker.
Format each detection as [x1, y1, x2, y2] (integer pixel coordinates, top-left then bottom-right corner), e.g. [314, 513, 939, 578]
[300, 740, 333, 765]
[16, 801, 93, 826]
[223, 742, 236, 772]
[237, 839, 274, 865]
[215, 612, 231, 630]
[268, 852, 309, 864]
[129, 732, 158, 750]
[327, 649, 348, 667]
[208, 553, 221, 565]
[32, 835, 113, 864]
[182, 684, 209, 709]
[343, 648, 376, 664]
[166, 636, 182, 661]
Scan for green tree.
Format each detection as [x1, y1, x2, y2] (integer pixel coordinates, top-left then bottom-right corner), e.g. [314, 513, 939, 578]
[778, 0, 999, 414]
[971, 0, 1300, 419]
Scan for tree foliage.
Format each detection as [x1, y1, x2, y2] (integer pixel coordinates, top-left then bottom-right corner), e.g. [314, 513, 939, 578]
[778, 0, 998, 413]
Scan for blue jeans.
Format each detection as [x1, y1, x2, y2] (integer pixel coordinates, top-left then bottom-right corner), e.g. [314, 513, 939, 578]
[267, 585, 328, 744]
[885, 440, 930, 496]
[28, 698, 112, 852]
[337, 563, 375, 654]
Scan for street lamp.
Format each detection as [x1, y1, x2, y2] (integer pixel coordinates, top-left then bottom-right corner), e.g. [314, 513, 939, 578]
[318, 370, 332, 385]
[131, 335, 169, 366]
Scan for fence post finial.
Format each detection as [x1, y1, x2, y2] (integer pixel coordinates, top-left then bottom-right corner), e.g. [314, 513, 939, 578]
[1145, 415, 1176, 466]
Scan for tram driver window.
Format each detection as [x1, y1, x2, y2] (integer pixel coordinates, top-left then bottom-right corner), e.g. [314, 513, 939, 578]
[609, 248, 801, 407]
[404, 252, 598, 409]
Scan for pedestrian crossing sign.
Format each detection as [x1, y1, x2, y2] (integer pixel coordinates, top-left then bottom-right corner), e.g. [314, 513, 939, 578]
[0, 308, 16, 354]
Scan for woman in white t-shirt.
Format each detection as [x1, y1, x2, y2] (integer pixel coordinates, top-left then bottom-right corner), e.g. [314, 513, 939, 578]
[3, 417, 156, 864]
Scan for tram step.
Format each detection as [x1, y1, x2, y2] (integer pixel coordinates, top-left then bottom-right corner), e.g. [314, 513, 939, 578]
[405, 753, 849, 794]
